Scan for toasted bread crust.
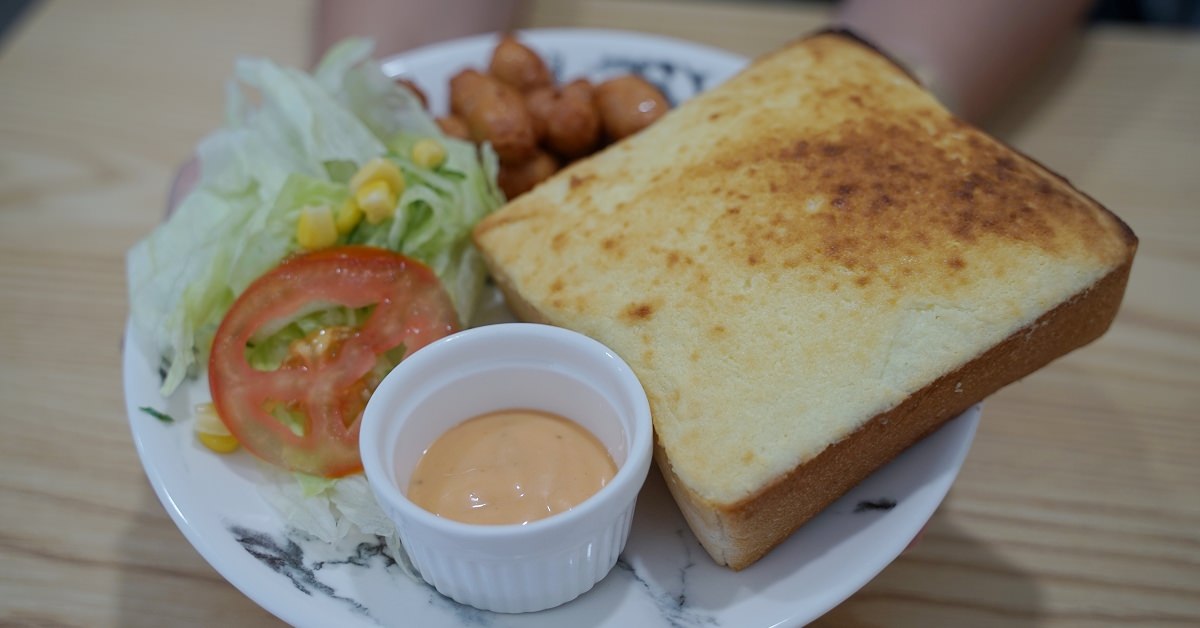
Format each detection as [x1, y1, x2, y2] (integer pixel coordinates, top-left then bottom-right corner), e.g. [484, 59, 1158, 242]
[655, 256, 1134, 569]
[472, 30, 1137, 569]
[482, 247, 1134, 569]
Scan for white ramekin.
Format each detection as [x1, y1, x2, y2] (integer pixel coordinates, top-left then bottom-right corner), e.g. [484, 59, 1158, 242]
[359, 322, 653, 613]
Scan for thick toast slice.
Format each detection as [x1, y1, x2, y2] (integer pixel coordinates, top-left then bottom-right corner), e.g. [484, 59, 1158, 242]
[472, 31, 1136, 569]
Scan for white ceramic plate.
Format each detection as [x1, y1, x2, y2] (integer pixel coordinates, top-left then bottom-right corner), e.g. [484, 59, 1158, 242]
[124, 29, 981, 628]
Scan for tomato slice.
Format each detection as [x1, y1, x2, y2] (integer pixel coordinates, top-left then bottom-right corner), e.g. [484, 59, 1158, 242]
[208, 246, 459, 477]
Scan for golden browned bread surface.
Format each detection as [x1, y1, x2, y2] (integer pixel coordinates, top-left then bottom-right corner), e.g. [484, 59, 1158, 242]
[472, 31, 1136, 569]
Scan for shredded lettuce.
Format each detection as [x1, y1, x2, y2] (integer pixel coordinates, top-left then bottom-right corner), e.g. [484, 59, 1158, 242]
[126, 39, 505, 560]
[126, 38, 503, 397]
[244, 304, 374, 371]
[257, 466, 423, 582]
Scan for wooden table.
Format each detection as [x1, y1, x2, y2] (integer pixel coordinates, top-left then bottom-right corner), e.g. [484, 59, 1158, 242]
[1, 1, 1196, 626]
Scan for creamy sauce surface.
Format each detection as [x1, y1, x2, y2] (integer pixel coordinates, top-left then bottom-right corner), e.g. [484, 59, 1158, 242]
[406, 409, 616, 525]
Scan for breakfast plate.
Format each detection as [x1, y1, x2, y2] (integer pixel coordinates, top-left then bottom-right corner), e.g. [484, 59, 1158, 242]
[123, 29, 981, 627]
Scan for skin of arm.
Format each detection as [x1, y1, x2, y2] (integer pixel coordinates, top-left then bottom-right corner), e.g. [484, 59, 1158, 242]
[311, 0, 520, 65]
[311, 0, 1095, 123]
[835, 0, 1096, 122]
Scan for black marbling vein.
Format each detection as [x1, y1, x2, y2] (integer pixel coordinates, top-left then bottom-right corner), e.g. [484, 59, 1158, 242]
[854, 497, 898, 513]
[312, 537, 396, 570]
[229, 525, 376, 620]
[233, 522, 502, 627]
[426, 593, 495, 628]
[594, 57, 709, 106]
[616, 526, 719, 628]
[545, 52, 711, 107]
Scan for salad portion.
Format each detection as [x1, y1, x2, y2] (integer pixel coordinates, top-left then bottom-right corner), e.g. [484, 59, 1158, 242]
[126, 39, 504, 550]
[127, 37, 502, 400]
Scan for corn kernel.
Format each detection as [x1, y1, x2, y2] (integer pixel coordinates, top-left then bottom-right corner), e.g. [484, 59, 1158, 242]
[335, 197, 363, 234]
[356, 179, 397, 224]
[194, 403, 239, 454]
[350, 157, 406, 195]
[411, 138, 447, 169]
[197, 431, 240, 454]
[296, 205, 338, 250]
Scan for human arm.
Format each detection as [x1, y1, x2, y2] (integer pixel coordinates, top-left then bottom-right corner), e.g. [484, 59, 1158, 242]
[836, 0, 1096, 123]
[311, 0, 520, 65]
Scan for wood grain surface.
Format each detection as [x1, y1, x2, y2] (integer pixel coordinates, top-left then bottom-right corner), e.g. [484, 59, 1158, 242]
[1, 1, 1196, 626]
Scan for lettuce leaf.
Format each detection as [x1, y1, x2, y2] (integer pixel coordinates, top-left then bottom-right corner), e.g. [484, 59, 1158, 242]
[256, 465, 423, 583]
[127, 38, 502, 396]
